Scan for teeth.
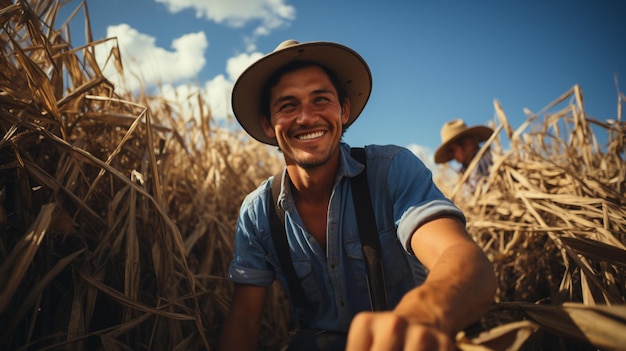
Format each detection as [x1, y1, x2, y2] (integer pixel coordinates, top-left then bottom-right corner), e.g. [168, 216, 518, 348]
[298, 131, 324, 140]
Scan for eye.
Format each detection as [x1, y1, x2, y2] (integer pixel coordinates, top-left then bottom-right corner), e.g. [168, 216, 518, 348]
[278, 102, 295, 111]
[314, 95, 330, 104]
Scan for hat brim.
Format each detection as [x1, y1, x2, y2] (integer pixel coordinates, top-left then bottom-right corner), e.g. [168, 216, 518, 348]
[434, 126, 494, 164]
[231, 41, 372, 146]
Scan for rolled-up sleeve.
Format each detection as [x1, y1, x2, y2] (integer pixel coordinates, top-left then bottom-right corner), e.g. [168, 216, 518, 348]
[387, 149, 466, 252]
[228, 183, 276, 286]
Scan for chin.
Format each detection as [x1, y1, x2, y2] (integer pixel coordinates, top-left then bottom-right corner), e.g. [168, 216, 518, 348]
[294, 152, 332, 169]
[295, 156, 326, 169]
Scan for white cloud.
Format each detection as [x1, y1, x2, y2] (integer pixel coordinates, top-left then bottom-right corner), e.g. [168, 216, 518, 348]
[93, 22, 266, 123]
[156, 75, 233, 123]
[204, 74, 232, 120]
[226, 51, 264, 81]
[157, 52, 263, 122]
[92, 0, 284, 123]
[154, 0, 295, 39]
[95, 24, 207, 91]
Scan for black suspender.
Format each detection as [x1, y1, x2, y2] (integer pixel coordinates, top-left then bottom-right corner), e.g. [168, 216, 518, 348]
[350, 147, 388, 312]
[268, 147, 388, 324]
[269, 171, 308, 320]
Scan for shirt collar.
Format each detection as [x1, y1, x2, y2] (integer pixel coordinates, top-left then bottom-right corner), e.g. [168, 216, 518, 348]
[337, 142, 364, 181]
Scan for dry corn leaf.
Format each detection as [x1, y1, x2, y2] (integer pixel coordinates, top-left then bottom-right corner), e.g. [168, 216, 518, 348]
[0, 203, 55, 312]
[501, 303, 626, 350]
[459, 320, 538, 351]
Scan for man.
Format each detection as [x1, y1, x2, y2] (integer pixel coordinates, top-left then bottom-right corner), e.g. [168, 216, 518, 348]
[218, 40, 496, 351]
[434, 119, 495, 195]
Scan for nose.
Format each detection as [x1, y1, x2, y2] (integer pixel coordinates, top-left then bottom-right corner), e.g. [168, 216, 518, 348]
[295, 102, 317, 125]
[449, 144, 463, 163]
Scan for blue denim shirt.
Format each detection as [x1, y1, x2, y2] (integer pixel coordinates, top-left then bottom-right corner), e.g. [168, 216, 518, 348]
[229, 143, 465, 332]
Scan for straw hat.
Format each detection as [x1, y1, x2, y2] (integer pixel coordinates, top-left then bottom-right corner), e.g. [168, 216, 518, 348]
[231, 39, 372, 145]
[434, 119, 494, 164]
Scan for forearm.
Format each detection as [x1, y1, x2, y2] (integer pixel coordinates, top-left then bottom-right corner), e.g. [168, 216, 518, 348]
[394, 242, 496, 336]
[218, 311, 262, 351]
[217, 283, 267, 351]
[346, 217, 494, 350]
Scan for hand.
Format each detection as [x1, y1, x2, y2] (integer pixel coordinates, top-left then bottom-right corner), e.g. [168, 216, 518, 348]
[345, 311, 455, 351]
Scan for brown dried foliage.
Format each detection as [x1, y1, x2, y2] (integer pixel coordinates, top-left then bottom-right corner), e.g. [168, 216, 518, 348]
[445, 88, 626, 350]
[1, 1, 286, 350]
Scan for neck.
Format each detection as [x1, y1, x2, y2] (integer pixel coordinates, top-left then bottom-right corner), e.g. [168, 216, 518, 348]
[285, 152, 340, 203]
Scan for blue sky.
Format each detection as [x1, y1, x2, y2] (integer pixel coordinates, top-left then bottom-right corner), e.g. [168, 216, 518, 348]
[59, 0, 625, 167]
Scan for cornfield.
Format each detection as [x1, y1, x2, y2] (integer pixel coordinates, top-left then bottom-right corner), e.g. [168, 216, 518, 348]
[0, 1, 624, 350]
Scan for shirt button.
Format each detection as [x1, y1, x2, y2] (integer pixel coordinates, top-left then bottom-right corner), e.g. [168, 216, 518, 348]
[330, 263, 336, 269]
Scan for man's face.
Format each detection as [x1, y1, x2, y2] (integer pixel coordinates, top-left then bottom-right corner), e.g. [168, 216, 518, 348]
[448, 138, 476, 166]
[261, 65, 350, 169]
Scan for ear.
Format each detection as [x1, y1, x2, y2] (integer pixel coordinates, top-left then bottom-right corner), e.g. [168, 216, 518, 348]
[341, 98, 351, 124]
[260, 115, 276, 138]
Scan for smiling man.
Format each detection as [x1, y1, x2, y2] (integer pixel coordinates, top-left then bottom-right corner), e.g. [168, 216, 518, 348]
[218, 40, 496, 351]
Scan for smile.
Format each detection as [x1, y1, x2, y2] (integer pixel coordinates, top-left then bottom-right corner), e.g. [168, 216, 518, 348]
[297, 131, 325, 140]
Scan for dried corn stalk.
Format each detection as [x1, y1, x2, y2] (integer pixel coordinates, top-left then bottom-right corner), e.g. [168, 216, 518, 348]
[0, 1, 285, 350]
[443, 85, 626, 349]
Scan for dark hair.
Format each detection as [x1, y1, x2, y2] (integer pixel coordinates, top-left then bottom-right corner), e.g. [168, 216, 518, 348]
[259, 61, 348, 122]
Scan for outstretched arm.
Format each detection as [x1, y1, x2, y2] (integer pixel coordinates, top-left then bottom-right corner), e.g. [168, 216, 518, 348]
[218, 283, 268, 351]
[346, 216, 496, 350]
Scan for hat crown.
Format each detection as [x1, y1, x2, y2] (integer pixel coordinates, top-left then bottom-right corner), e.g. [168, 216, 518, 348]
[440, 119, 469, 144]
[274, 39, 299, 51]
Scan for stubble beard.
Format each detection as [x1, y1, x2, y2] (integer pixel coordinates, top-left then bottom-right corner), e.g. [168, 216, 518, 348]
[292, 146, 334, 169]
[279, 125, 344, 170]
